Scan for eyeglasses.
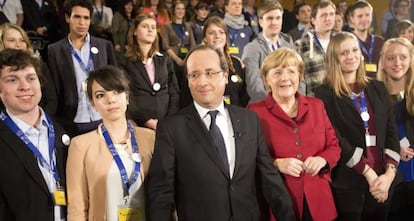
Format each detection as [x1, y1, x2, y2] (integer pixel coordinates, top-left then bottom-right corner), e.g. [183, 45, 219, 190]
[187, 70, 224, 81]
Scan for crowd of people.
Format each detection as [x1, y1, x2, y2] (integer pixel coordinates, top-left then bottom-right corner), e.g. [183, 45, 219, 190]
[0, 0, 414, 221]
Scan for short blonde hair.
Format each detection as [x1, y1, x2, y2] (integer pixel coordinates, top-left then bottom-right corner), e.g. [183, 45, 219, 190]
[377, 37, 414, 115]
[260, 48, 304, 91]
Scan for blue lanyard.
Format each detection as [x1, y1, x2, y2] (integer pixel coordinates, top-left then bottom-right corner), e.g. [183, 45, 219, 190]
[69, 44, 93, 73]
[313, 34, 324, 50]
[101, 123, 140, 197]
[350, 91, 369, 132]
[0, 111, 60, 184]
[358, 34, 375, 62]
[0, 0, 6, 10]
[271, 41, 281, 51]
[396, 99, 407, 139]
[173, 23, 186, 44]
[228, 27, 240, 46]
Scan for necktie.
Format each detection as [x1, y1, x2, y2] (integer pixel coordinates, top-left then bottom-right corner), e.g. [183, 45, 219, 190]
[208, 110, 229, 170]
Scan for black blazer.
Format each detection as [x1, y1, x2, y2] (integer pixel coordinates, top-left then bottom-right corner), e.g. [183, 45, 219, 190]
[315, 80, 399, 189]
[0, 117, 69, 221]
[122, 53, 179, 127]
[47, 36, 117, 135]
[145, 104, 295, 221]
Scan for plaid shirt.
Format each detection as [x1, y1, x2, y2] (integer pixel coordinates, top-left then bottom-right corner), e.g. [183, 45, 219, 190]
[295, 30, 330, 96]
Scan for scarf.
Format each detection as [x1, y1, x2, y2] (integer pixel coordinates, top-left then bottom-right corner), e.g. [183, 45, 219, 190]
[224, 13, 248, 29]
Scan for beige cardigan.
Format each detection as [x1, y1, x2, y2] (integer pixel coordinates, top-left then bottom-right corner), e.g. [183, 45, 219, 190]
[66, 127, 155, 221]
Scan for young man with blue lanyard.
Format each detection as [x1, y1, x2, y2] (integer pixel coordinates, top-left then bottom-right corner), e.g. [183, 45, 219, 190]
[48, 0, 117, 137]
[347, 1, 384, 79]
[0, 49, 70, 221]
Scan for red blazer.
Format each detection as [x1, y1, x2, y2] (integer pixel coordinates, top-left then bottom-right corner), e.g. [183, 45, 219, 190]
[248, 93, 340, 221]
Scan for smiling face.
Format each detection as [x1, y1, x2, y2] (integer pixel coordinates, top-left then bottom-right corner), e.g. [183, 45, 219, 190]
[174, 2, 186, 20]
[338, 38, 362, 74]
[349, 6, 372, 32]
[265, 64, 300, 103]
[0, 66, 41, 116]
[2, 28, 28, 51]
[259, 9, 283, 39]
[383, 43, 411, 82]
[187, 48, 228, 109]
[204, 23, 227, 49]
[90, 81, 128, 122]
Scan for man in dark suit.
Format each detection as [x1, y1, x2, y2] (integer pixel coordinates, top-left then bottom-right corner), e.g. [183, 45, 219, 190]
[145, 45, 295, 221]
[0, 49, 69, 221]
[48, 0, 116, 136]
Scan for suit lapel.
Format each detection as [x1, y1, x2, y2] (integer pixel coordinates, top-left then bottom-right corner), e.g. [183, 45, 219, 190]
[0, 122, 50, 194]
[186, 105, 230, 178]
[135, 59, 153, 87]
[63, 38, 77, 94]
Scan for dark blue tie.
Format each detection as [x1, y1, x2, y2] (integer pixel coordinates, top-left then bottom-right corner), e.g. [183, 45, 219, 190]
[208, 110, 229, 170]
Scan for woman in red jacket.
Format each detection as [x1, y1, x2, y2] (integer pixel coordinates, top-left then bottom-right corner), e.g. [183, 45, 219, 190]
[248, 48, 341, 221]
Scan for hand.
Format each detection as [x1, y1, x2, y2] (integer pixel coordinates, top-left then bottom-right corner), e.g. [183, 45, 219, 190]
[303, 156, 327, 176]
[114, 44, 121, 53]
[274, 158, 304, 177]
[400, 146, 414, 162]
[145, 119, 158, 130]
[363, 167, 378, 186]
[370, 172, 394, 203]
[176, 58, 185, 67]
[36, 26, 47, 36]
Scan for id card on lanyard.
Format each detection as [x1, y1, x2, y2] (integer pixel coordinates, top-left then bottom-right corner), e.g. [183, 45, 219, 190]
[358, 35, 377, 72]
[0, 111, 66, 206]
[101, 123, 144, 220]
[350, 91, 376, 147]
[69, 43, 93, 92]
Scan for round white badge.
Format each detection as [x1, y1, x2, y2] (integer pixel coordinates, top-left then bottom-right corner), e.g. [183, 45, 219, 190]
[153, 82, 161, 91]
[240, 32, 246, 38]
[185, 31, 189, 36]
[361, 111, 370, 121]
[91, 47, 99, 54]
[132, 153, 142, 162]
[231, 75, 239, 83]
[61, 134, 71, 146]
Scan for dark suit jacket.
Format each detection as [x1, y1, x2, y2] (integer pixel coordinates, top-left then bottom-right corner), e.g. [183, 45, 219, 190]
[48, 35, 117, 135]
[121, 53, 179, 127]
[315, 80, 399, 189]
[145, 104, 295, 221]
[0, 116, 69, 221]
[22, 0, 60, 43]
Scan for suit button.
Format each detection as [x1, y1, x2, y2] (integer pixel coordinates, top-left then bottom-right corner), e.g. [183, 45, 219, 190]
[293, 128, 299, 134]
[296, 153, 303, 159]
[295, 140, 301, 145]
[151, 92, 156, 96]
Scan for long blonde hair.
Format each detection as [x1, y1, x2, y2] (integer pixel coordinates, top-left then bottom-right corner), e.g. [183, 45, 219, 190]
[0, 23, 34, 56]
[323, 32, 369, 97]
[377, 37, 414, 115]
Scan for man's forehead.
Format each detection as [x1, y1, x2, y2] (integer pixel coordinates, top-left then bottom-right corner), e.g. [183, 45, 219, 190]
[0, 66, 36, 77]
[187, 50, 221, 70]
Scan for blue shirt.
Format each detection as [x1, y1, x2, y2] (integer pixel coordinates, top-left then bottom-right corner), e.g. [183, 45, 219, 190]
[68, 33, 101, 123]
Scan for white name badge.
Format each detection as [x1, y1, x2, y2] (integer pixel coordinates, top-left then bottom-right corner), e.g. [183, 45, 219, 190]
[365, 134, 376, 147]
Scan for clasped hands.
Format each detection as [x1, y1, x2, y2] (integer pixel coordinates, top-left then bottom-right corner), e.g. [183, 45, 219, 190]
[274, 156, 327, 177]
[363, 167, 394, 203]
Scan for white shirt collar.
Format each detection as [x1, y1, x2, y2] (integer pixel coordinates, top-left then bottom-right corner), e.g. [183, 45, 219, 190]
[193, 100, 226, 119]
